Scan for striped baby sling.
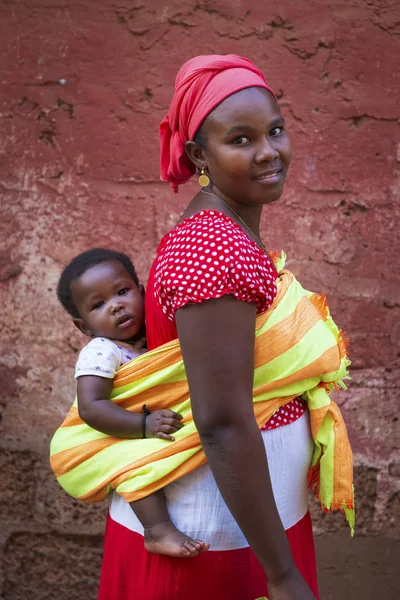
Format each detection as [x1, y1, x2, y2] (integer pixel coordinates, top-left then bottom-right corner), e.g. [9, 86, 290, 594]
[50, 253, 355, 533]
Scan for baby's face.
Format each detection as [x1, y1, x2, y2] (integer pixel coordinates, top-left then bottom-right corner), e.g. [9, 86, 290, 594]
[71, 261, 145, 342]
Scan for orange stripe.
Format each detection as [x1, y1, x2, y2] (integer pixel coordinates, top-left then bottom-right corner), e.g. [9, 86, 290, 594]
[330, 401, 353, 507]
[60, 406, 83, 427]
[116, 381, 189, 412]
[80, 487, 109, 504]
[308, 405, 327, 439]
[309, 292, 329, 321]
[50, 435, 123, 477]
[113, 344, 182, 387]
[338, 329, 350, 360]
[267, 269, 292, 314]
[254, 295, 323, 369]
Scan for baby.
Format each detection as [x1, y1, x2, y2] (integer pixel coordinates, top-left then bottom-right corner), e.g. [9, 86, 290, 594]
[57, 247, 209, 557]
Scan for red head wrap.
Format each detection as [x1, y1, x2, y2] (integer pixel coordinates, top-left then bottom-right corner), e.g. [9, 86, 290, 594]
[159, 54, 276, 192]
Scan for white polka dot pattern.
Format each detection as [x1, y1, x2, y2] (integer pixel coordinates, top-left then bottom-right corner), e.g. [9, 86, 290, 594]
[154, 210, 278, 320]
[261, 397, 306, 431]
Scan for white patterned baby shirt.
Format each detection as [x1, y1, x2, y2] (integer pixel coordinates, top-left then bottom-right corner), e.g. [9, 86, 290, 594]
[75, 337, 143, 379]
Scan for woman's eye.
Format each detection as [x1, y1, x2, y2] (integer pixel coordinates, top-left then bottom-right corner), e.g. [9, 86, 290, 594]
[233, 136, 250, 145]
[118, 288, 129, 295]
[270, 126, 283, 136]
[92, 301, 104, 310]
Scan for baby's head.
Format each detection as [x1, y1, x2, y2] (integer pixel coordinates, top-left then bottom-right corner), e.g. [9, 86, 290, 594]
[57, 248, 145, 343]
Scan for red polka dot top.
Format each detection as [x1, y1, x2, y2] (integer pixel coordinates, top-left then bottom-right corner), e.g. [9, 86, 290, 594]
[145, 210, 306, 430]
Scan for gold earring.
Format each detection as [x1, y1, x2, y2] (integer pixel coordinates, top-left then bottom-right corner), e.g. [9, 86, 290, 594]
[198, 167, 210, 187]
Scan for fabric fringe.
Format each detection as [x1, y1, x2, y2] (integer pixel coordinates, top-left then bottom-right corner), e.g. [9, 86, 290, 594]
[309, 292, 329, 321]
[307, 465, 355, 536]
[268, 250, 281, 267]
[307, 463, 320, 497]
[338, 329, 350, 359]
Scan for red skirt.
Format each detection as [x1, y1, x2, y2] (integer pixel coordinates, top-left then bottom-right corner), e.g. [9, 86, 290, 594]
[98, 510, 318, 600]
[98, 414, 319, 600]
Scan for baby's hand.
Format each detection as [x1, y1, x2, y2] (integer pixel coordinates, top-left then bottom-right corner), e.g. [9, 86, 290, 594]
[145, 410, 184, 441]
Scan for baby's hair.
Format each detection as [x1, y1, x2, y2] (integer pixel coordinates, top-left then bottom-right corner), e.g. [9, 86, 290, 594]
[57, 248, 139, 319]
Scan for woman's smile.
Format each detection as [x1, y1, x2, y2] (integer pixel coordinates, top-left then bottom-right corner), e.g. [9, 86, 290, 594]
[253, 166, 283, 184]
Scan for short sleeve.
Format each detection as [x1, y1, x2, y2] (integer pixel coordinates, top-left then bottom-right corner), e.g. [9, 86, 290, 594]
[154, 211, 277, 321]
[75, 338, 121, 379]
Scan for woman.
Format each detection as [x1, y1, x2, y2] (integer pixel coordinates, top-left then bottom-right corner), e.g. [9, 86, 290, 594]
[98, 54, 322, 600]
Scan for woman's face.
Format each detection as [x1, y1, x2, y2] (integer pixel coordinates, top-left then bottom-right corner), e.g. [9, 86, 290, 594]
[199, 87, 292, 206]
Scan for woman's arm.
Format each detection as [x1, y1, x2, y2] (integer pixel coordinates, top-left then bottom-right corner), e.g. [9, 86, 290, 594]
[77, 376, 183, 440]
[176, 295, 315, 598]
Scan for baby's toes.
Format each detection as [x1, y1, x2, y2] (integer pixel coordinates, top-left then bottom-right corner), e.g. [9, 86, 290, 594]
[198, 540, 210, 552]
[182, 540, 200, 556]
[180, 543, 191, 556]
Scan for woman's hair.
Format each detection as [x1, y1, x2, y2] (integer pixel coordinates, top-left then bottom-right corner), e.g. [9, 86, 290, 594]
[193, 124, 207, 149]
[57, 248, 139, 319]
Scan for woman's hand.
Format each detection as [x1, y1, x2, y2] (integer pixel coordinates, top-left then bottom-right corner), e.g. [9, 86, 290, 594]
[146, 410, 183, 440]
[268, 565, 316, 600]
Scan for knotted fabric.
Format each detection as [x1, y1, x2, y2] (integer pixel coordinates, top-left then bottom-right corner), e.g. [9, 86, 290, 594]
[50, 253, 354, 534]
[159, 54, 276, 192]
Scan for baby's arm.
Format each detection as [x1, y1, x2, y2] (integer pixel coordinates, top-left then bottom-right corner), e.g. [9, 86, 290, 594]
[77, 375, 183, 440]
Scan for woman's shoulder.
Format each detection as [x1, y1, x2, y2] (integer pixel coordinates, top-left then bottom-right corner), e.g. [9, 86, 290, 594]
[163, 210, 240, 241]
[155, 210, 250, 276]
[159, 209, 259, 256]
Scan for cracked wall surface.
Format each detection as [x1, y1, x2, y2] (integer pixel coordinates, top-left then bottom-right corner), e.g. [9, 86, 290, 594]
[0, 1, 399, 598]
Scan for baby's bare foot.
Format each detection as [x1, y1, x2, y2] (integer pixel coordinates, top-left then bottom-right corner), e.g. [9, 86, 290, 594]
[144, 521, 210, 558]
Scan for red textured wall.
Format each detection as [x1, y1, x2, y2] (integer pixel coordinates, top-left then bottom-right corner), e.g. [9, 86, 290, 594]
[0, 1, 399, 598]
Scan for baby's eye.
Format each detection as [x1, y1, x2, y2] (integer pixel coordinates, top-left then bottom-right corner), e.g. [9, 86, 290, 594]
[92, 301, 104, 310]
[118, 288, 129, 295]
[270, 126, 284, 137]
[233, 136, 250, 145]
